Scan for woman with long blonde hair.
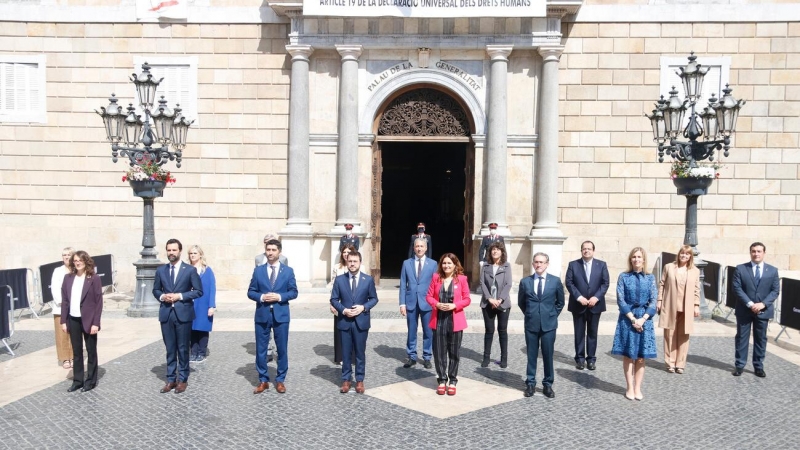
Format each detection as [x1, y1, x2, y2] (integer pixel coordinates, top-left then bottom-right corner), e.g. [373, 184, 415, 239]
[657, 245, 700, 374]
[188, 245, 216, 363]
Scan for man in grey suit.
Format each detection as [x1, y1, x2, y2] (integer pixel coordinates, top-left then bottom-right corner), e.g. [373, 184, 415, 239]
[732, 242, 780, 378]
[518, 252, 564, 399]
[565, 241, 609, 371]
[399, 238, 437, 369]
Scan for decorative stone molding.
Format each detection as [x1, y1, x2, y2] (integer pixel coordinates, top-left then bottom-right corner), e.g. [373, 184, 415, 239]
[537, 45, 564, 62]
[336, 45, 363, 62]
[486, 45, 513, 62]
[286, 44, 314, 61]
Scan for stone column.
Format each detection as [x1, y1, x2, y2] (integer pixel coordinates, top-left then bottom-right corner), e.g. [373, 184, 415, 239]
[530, 45, 566, 277]
[282, 44, 314, 288]
[483, 45, 513, 236]
[333, 45, 363, 233]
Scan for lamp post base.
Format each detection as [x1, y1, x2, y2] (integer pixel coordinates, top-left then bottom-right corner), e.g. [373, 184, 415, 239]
[695, 258, 712, 321]
[127, 257, 162, 317]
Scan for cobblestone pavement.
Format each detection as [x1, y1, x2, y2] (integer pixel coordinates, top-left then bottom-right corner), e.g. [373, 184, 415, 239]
[1, 328, 796, 449]
[0, 331, 53, 363]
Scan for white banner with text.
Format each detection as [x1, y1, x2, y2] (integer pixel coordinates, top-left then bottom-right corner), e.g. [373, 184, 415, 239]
[302, 0, 546, 18]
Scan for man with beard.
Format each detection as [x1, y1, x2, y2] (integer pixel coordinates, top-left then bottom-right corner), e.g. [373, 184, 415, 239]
[153, 238, 203, 394]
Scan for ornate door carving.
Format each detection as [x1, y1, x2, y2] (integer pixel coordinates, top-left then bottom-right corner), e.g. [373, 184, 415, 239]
[378, 88, 470, 137]
[370, 139, 382, 283]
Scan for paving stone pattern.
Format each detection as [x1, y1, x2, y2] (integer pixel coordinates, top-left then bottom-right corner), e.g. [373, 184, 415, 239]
[1, 329, 796, 449]
[0, 331, 55, 363]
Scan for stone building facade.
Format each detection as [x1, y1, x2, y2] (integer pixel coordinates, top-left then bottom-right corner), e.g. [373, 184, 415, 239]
[0, 0, 798, 292]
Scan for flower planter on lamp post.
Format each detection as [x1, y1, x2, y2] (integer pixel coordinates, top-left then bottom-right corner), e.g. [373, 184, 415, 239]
[645, 53, 745, 320]
[96, 63, 192, 317]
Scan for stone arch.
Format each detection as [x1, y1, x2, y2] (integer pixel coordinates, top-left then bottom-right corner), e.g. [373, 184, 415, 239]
[360, 69, 486, 136]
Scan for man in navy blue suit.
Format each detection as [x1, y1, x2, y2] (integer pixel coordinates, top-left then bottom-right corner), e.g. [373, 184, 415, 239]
[519, 252, 564, 399]
[153, 238, 203, 394]
[732, 242, 780, 378]
[565, 241, 609, 371]
[399, 238, 437, 369]
[248, 239, 298, 394]
[331, 251, 379, 394]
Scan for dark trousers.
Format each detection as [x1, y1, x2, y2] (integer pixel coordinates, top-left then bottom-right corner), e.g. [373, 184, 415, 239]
[406, 307, 433, 361]
[525, 328, 556, 387]
[161, 308, 192, 383]
[255, 309, 289, 383]
[333, 315, 342, 363]
[190, 331, 209, 357]
[572, 310, 601, 364]
[340, 326, 369, 382]
[735, 314, 769, 370]
[481, 306, 509, 360]
[433, 325, 462, 385]
[68, 315, 98, 388]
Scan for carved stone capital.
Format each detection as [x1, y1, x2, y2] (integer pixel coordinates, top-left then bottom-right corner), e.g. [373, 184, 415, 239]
[286, 44, 314, 61]
[336, 45, 363, 62]
[537, 45, 564, 62]
[486, 45, 513, 62]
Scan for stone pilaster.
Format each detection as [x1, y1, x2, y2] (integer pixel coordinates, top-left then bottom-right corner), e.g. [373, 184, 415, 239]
[333, 44, 363, 233]
[483, 45, 513, 236]
[532, 45, 563, 238]
[282, 44, 314, 288]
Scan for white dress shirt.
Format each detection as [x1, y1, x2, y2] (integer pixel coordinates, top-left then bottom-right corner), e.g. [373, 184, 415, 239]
[69, 274, 85, 318]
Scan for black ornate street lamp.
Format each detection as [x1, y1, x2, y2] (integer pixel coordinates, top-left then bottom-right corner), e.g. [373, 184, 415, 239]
[96, 62, 193, 317]
[645, 53, 745, 319]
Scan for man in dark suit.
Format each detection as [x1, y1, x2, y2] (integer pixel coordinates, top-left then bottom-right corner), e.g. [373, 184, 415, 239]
[338, 223, 360, 252]
[478, 222, 505, 264]
[518, 252, 564, 399]
[399, 237, 437, 369]
[407, 222, 432, 259]
[331, 251, 379, 394]
[153, 238, 203, 394]
[248, 239, 298, 394]
[565, 240, 610, 371]
[732, 242, 780, 378]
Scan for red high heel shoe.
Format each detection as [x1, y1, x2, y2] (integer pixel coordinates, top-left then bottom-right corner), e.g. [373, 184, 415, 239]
[436, 384, 446, 395]
[447, 385, 456, 396]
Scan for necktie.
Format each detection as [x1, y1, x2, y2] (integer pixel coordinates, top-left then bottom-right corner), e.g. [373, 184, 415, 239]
[269, 265, 277, 289]
[537, 276, 544, 298]
[417, 259, 422, 279]
[585, 262, 591, 283]
[351, 274, 356, 293]
[169, 264, 174, 285]
[755, 265, 761, 286]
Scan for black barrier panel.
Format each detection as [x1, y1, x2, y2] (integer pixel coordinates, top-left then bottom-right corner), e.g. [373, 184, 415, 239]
[93, 254, 114, 288]
[661, 252, 677, 267]
[703, 260, 721, 303]
[39, 261, 62, 304]
[0, 286, 10, 340]
[779, 278, 800, 331]
[725, 266, 738, 309]
[0, 269, 29, 310]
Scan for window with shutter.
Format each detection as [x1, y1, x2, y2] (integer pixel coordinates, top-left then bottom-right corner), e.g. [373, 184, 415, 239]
[133, 56, 199, 126]
[0, 55, 47, 124]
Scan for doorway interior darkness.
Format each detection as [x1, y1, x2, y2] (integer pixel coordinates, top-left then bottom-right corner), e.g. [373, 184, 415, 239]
[380, 142, 466, 278]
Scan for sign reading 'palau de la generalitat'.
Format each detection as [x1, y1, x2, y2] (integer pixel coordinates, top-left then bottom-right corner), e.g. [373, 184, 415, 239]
[302, 0, 546, 18]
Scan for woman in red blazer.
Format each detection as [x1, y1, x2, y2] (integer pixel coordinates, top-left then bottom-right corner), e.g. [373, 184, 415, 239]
[60, 251, 103, 393]
[426, 253, 471, 396]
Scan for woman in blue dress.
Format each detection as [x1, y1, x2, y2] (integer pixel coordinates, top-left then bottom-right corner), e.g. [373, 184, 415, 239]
[189, 245, 216, 363]
[611, 247, 657, 401]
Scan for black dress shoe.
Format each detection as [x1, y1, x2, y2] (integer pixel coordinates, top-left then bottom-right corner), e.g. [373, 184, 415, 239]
[81, 384, 95, 392]
[499, 359, 508, 369]
[755, 369, 766, 378]
[67, 383, 83, 393]
[402, 358, 417, 368]
[732, 368, 743, 376]
[587, 362, 596, 371]
[542, 385, 555, 398]
[524, 384, 535, 397]
[576, 362, 585, 370]
[481, 357, 490, 368]
[422, 360, 432, 369]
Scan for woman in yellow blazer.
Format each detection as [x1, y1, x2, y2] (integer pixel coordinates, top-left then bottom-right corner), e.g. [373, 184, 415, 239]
[657, 245, 700, 374]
